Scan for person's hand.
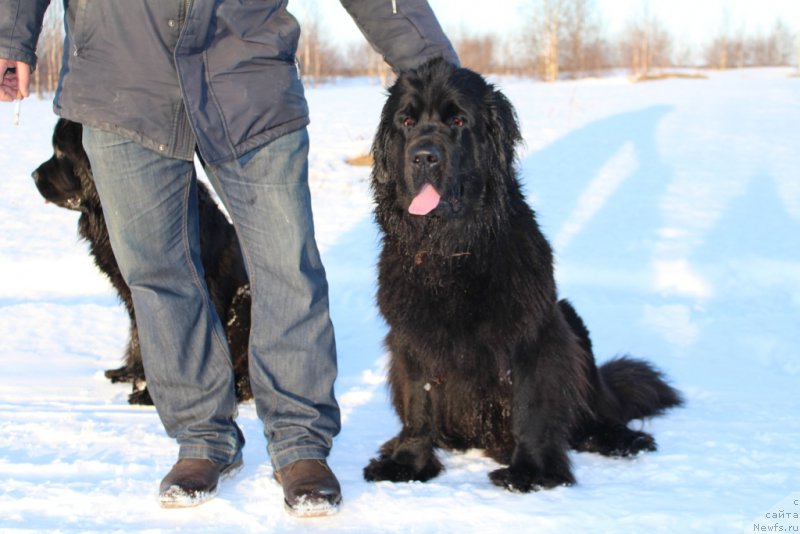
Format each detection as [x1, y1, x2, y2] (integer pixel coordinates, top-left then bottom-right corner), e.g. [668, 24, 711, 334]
[1, 59, 31, 102]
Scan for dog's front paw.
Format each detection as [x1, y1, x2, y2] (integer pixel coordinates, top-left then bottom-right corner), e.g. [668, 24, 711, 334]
[363, 453, 442, 483]
[127, 387, 153, 406]
[489, 466, 574, 493]
[104, 365, 136, 383]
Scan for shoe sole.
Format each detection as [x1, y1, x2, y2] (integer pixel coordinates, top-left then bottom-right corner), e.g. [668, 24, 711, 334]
[159, 487, 218, 509]
[284, 497, 341, 518]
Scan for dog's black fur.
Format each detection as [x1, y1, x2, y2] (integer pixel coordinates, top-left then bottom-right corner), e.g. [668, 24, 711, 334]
[32, 119, 252, 405]
[363, 59, 682, 492]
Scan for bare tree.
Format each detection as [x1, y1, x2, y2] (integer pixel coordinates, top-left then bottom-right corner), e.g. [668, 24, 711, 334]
[618, 1, 673, 77]
[706, 36, 730, 70]
[560, 0, 609, 77]
[561, 0, 589, 75]
[339, 41, 393, 86]
[300, 14, 322, 86]
[521, 0, 610, 80]
[542, 0, 565, 81]
[761, 19, 795, 66]
[522, 0, 568, 80]
[34, 3, 64, 97]
[496, 35, 523, 76]
[705, 17, 795, 69]
[454, 33, 497, 73]
[297, 7, 344, 86]
[705, 9, 733, 69]
[795, 35, 800, 71]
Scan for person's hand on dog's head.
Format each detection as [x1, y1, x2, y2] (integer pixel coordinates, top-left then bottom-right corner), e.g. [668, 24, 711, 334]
[1, 59, 31, 102]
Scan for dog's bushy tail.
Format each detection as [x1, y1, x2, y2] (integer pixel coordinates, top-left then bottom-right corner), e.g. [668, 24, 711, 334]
[599, 357, 683, 422]
[558, 299, 683, 423]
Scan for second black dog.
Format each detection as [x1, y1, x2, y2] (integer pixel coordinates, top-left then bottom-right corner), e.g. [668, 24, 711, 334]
[33, 119, 252, 405]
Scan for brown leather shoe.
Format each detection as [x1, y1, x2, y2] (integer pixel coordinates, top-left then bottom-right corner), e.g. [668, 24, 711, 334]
[158, 458, 243, 508]
[274, 459, 342, 517]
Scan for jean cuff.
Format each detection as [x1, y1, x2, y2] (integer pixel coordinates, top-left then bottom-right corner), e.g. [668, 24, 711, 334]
[269, 445, 329, 471]
[178, 444, 243, 466]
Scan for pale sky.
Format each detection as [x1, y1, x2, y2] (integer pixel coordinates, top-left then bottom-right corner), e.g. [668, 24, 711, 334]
[290, 0, 798, 49]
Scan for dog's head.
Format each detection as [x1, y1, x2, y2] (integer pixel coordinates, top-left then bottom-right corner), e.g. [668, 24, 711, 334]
[32, 119, 95, 211]
[372, 58, 522, 222]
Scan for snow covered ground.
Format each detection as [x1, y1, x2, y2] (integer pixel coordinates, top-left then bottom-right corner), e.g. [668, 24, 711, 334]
[1, 67, 798, 533]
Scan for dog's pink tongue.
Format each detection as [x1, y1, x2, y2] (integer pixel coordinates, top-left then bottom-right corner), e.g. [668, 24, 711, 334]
[408, 184, 441, 215]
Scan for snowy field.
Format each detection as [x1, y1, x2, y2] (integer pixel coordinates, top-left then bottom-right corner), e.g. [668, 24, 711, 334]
[1, 67, 798, 533]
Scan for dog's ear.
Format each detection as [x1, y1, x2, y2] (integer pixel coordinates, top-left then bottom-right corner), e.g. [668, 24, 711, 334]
[54, 119, 85, 162]
[371, 112, 395, 185]
[483, 88, 521, 172]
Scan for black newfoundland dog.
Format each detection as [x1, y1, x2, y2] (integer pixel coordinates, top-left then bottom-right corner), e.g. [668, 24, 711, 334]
[363, 59, 683, 492]
[32, 119, 252, 405]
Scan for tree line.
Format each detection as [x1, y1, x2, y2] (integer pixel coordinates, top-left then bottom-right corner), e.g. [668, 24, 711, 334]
[30, 1, 799, 96]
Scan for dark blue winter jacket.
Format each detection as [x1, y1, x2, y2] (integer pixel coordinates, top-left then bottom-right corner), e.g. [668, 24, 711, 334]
[0, 0, 458, 163]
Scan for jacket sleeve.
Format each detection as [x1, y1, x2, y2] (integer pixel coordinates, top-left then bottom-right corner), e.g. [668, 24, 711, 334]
[0, 0, 52, 68]
[340, 0, 459, 71]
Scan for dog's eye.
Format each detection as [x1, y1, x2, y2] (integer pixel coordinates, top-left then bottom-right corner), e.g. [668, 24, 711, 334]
[451, 117, 467, 128]
[402, 117, 416, 128]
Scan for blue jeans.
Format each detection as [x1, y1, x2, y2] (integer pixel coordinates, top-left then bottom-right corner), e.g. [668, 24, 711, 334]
[82, 126, 340, 470]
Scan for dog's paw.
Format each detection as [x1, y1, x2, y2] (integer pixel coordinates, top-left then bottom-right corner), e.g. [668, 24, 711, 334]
[579, 426, 658, 457]
[617, 430, 657, 457]
[127, 387, 153, 406]
[104, 365, 136, 383]
[489, 466, 574, 493]
[363, 453, 442, 483]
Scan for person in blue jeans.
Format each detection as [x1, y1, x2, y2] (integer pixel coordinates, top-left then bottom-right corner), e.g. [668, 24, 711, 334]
[0, 0, 458, 516]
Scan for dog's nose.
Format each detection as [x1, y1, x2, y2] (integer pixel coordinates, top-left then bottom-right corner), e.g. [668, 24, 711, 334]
[411, 145, 441, 168]
[31, 170, 40, 183]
